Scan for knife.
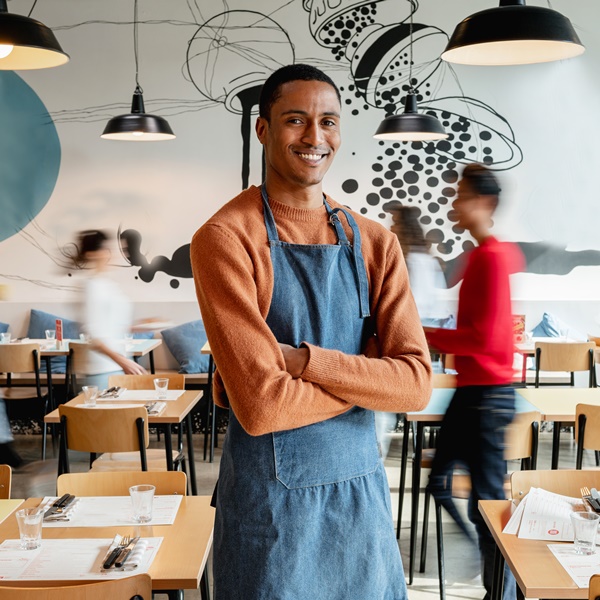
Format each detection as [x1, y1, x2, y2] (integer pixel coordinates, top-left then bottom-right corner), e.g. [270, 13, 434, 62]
[115, 536, 140, 568]
[100, 386, 116, 398]
[103, 544, 125, 569]
[43, 494, 74, 519]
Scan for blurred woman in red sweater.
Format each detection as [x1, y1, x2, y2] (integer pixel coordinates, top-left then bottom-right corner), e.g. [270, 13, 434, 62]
[425, 163, 524, 600]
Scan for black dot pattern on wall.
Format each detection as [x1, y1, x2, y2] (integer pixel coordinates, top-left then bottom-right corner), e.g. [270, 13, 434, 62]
[170, 279, 180, 289]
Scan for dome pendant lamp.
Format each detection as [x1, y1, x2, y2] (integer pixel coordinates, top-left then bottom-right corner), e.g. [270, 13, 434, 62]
[0, 0, 69, 70]
[101, 0, 175, 141]
[442, 0, 584, 66]
[373, 0, 447, 142]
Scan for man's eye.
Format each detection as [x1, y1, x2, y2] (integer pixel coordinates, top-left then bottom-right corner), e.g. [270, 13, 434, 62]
[323, 119, 337, 127]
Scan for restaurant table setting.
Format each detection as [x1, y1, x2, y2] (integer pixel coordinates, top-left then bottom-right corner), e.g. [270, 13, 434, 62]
[96, 389, 184, 402]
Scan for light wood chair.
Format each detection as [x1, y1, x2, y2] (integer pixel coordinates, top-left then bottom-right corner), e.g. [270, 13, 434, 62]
[421, 411, 541, 600]
[432, 373, 457, 388]
[58, 405, 184, 474]
[511, 469, 600, 501]
[0, 464, 11, 499]
[589, 573, 600, 600]
[108, 373, 185, 390]
[534, 341, 595, 388]
[0, 574, 152, 599]
[57, 470, 187, 496]
[0, 343, 50, 459]
[575, 403, 600, 469]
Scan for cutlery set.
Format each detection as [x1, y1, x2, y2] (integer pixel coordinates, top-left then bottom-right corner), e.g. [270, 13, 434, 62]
[580, 486, 600, 512]
[102, 536, 141, 570]
[43, 494, 77, 521]
[99, 386, 125, 398]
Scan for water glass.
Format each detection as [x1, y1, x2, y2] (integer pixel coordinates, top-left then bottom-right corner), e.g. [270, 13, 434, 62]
[154, 378, 169, 400]
[570, 511, 600, 554]
[16, 507, 44, 550]
[44, 329, 55, 341]
[82, 385, 99, 407]
[0, 332, 10, 344]
[130, 484, 155, 523]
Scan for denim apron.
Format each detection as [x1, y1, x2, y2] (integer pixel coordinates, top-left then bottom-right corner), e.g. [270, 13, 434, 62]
[213, 185, 406, 600]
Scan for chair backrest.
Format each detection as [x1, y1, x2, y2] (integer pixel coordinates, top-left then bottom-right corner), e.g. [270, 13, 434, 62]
[57, 470, 187, 496]
[590, 573, 600, 600]
[432, 373, 457, 388]
[0, 464, 11, 499]
[108, 373, 185, 390]
[442, 353, 456, 372]
[0, 574, 152, 599]
[0, 343, 41, 374]
[588, 335, 600, 347]
[535, 341, 595, 372]
[575, 404, 600, 450]
[505, 411, 541, 463]
[59, 405, 149, 453]
[66, 340, 92, 374]
[510, 469, 600, 501]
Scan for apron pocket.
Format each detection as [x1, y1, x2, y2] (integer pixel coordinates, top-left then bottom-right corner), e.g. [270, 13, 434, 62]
[272, 407, 380, 489]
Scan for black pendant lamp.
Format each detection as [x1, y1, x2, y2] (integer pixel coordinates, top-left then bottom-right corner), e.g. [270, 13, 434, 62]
[101, 0, 175, 141]
[373, 1, 447, 142]
[0, 0, 69, 70]
[442, 0, 584, 66]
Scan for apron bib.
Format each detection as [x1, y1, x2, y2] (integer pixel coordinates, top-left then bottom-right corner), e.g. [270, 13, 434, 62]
[213, 185, 406, 600]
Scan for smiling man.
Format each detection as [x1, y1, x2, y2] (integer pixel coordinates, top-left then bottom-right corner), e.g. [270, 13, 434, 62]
[191, 64, 431, 599]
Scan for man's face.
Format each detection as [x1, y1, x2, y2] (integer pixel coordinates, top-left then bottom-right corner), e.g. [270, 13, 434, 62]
[256, 79, 341, 190]
[452, 178, 492, 231]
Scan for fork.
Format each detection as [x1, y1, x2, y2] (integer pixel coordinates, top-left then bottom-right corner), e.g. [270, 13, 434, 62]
[582, 486, 591, 498]
[103, 536, 130, 569]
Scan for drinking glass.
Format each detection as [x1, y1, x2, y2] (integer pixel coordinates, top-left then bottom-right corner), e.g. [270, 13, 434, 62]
[570, 511, 600, 554]
[44, 329, 55, 341]
[130, 484, 155, 523]
[0, 332, 10, 344]
[82, 385, 99, 407]
[154, 378, 169, 400]
[16, 508, 44, 550]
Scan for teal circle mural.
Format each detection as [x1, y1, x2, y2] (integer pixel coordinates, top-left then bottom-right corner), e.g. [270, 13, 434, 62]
[0, 71, 61, 242]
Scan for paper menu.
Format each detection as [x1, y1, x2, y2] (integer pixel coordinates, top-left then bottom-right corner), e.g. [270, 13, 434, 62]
[502, 487, 588, 540]
[548, 544, 600, 588]
[0, 537, 162, 581]
[55, 319, 63, 342]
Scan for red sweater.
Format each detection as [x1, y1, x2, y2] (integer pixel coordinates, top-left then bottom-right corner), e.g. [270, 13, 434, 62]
[426, 237, 524, 387]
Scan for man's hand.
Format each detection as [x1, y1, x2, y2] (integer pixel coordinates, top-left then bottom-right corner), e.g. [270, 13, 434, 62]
[116, 356, 147, 375]
[278, 343, 309, 378]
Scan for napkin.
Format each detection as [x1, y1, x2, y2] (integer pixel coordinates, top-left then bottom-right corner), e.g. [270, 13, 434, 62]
[101, 535, 148, 571]
[145, 401, 166, 416]
[42, 497, 80, 522]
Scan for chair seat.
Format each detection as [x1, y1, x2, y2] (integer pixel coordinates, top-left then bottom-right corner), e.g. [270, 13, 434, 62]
[90, 449, 182, 472]
[0, 386, 48, 400]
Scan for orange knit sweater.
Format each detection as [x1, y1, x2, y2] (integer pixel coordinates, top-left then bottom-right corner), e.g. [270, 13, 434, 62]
[191, 186, 431, 436]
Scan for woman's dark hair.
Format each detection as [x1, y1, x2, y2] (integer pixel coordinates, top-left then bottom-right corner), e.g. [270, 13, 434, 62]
[77, 230, 109, 260]
[461, 163, 501, 207]
[395, 206, 429, 255]
[259, 64, 341, 121]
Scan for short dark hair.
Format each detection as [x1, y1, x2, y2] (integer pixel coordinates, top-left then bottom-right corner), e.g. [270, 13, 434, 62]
[78, 230, 109, 259]
[258, 64, 341, 121]
[395, 206, 429, 254]
[461, 163, 501, 207]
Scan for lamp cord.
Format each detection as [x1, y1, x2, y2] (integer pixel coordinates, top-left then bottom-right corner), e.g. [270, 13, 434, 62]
[134, 0, 142, 92]
[27, 0, 38, 17]
[408, 0, 415, 94]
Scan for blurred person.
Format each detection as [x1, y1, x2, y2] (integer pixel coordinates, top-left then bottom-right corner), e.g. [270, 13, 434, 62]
[191, 64, 431, 599]
[424, 164, 524, 600]
[0, 400, 22, 467]
[75, 230, 145, 390]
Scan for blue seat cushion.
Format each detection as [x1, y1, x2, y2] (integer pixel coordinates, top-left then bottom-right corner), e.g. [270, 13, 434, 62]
[0, 322, 8, 334]
[27, 309, 81, 373]
[531, 312, 586, 340]
[161, 320, 210, 374]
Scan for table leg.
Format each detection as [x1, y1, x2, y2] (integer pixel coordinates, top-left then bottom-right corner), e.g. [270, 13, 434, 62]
[149, 350, 156, 375]
[186, 412, 198, 496]
[491, 544, 505, 600]
[200, 564, 211, 600]
[164, 424, 174, 471]
[204, 356, 214, 462]
[397, 414, 409, 539]
[43, 357, 55, 461]
[552, 421, 561, 469]
[409, 422, 424, 585]
[521, 354, 527, 385]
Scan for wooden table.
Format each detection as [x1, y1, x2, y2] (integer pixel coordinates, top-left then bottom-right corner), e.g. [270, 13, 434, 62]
[0, 500, 23, 525]
[44, 390, 203, 496]
[0, 496, 214, 598]
[516, 387, 600, 469]
[479, 499, 587, 600]
[402, 389, 539, 585]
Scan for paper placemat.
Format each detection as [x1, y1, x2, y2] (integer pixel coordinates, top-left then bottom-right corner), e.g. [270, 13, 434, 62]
[97, 390, 183, 402]
[0, 537, 162, 580]
[548, 543, 600, 587]
[41, 495, 182, 528]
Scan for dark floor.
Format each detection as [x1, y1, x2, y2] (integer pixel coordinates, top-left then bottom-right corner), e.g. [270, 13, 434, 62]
[6, 424, 589, 599]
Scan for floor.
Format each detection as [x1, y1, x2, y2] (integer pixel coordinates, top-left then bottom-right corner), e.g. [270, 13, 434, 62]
[7, 423, 589, 599]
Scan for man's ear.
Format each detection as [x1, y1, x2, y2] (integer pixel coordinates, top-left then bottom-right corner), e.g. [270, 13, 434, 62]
[256, 117, 267, 145]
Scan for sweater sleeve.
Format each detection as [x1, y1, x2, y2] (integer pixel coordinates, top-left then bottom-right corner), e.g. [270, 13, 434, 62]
[300, 239, 432, 413]
[426, 249, 506, 355]
[191, 223, 352, 437]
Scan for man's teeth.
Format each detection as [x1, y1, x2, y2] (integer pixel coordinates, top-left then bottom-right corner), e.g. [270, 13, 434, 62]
[298, 153, 324, 160]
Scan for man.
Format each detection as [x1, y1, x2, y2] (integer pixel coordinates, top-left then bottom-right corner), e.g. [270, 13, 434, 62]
[191, 64, 431, 599]
[425, 163, 525, 600]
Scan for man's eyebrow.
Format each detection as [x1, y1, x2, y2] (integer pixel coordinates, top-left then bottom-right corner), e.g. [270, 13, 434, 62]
[279, 109, 341, 118]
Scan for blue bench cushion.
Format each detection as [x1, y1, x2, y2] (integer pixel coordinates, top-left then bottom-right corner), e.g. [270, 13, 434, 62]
[0, 322, 8, 334]
[161, 320, 210, 374]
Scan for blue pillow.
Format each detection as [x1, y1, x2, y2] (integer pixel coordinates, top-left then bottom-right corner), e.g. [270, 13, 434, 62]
[161, 320, 210, 374]
[27, 309, 81, 373]
[133, 331, 155, 340]
[531, 312, 562, 338]
[0, 322, 8, 334]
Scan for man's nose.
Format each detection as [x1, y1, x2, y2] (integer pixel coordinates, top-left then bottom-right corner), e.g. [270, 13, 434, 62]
[302, 121, 324, 147]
